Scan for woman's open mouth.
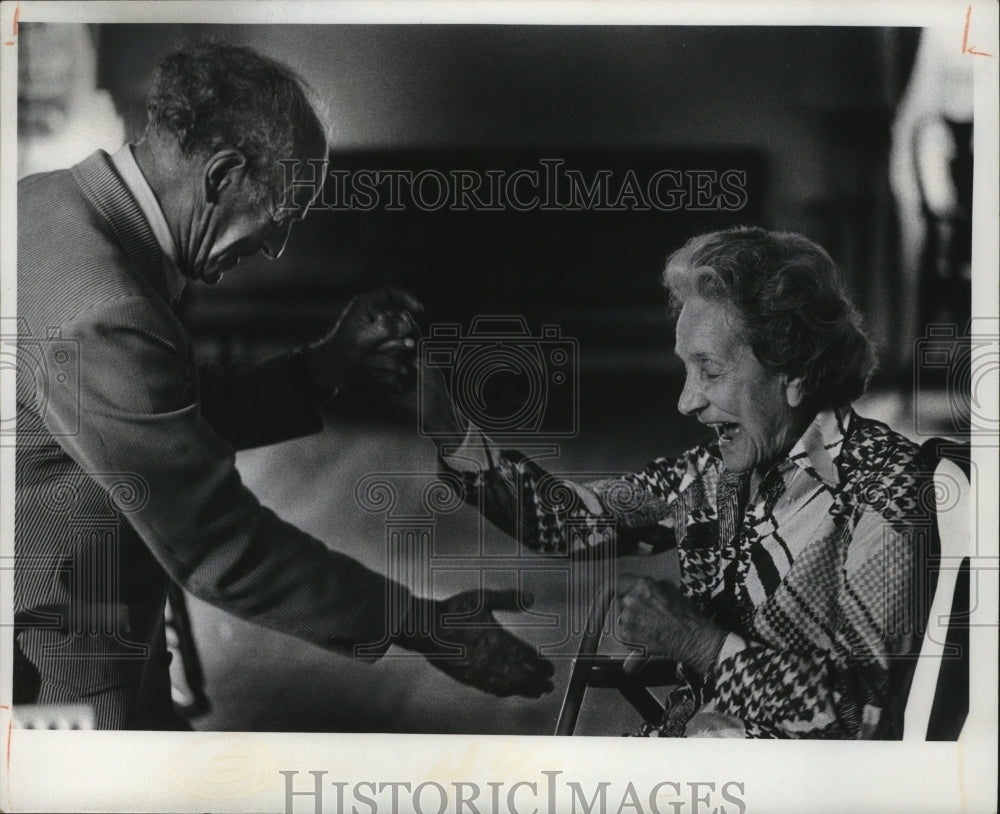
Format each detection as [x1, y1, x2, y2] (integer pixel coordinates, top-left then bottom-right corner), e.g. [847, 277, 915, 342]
[708, 422, 741, 445]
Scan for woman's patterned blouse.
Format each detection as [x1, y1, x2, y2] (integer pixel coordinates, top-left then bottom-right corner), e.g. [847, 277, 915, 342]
[441, 407, 937, 738]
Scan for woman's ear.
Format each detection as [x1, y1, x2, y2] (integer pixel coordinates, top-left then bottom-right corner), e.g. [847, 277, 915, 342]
[203, 150, 247, 205]
[784, 375, 806, 408]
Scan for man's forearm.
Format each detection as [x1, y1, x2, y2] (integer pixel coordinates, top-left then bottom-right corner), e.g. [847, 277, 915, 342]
[199, 352, 325, 449]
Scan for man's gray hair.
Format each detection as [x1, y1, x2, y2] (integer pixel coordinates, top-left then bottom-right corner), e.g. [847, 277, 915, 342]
[145, 40, 328, 203]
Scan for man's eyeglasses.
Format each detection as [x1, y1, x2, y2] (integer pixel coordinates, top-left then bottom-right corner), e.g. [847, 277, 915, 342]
[260, 201, 303, 260]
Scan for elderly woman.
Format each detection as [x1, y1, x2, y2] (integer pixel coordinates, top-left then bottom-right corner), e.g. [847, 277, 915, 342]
[419, 226, 933, 738]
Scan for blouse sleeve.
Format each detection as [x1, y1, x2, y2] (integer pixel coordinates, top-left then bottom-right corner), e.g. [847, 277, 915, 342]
[439, 425, 702, 556]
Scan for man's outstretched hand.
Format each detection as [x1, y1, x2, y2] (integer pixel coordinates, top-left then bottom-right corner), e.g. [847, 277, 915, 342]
[396, 588, 555, 698]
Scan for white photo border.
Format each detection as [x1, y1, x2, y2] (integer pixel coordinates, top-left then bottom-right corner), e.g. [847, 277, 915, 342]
[1, 2, 997, 812]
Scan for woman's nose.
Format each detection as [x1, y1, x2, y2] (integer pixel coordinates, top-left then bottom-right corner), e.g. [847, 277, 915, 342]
[677, 375, 708, 416]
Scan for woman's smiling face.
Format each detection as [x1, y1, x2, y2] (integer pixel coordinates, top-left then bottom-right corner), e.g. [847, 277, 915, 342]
[673, 296, 809, 478]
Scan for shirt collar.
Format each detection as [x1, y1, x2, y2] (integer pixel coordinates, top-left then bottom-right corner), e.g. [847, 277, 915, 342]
[784, 405, 852, 489]
[110, 143, 187, 305]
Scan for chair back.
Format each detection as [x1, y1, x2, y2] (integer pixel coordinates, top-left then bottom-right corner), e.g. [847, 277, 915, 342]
[902, 439, 971, 740]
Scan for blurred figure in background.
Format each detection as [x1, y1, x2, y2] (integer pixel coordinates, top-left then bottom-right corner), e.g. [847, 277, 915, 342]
[889, 26, 974, 365]
[17, 24, 125, 179]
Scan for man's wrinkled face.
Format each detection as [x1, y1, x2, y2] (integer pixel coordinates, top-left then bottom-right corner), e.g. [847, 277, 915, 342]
[674, 295, 805, 478]
[200, 158, 326, 285]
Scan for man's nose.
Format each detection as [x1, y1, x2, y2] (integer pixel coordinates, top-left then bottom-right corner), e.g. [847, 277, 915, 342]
[677, 375, 708, 416]
[260, 220, 295, 260]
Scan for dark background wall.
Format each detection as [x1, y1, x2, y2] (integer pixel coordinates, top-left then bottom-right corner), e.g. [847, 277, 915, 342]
[93, 24, 920, 368]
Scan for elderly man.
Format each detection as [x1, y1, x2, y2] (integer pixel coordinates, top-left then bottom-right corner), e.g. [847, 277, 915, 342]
[14, 41, 552, 729]
[419, 226, 935, 738]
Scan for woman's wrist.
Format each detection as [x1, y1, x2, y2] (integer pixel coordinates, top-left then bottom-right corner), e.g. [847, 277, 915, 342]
[425, 399, 468, 448]
[687, 624, 730, 678]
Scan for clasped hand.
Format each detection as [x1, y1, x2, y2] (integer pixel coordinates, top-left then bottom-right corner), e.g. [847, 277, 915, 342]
[302, 286, 424, 396]
[615, 575, 728, 678]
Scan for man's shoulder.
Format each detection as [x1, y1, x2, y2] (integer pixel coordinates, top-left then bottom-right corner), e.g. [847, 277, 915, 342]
[18, 156, 158, 328]
[17, 166, 73, 193]
[18, 165, 92, 227]
[19, 155, 119, 256]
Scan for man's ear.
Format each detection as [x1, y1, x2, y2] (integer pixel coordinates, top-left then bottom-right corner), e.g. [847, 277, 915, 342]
[203, 150, 247, 205]
[784, 375, 806, 408]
